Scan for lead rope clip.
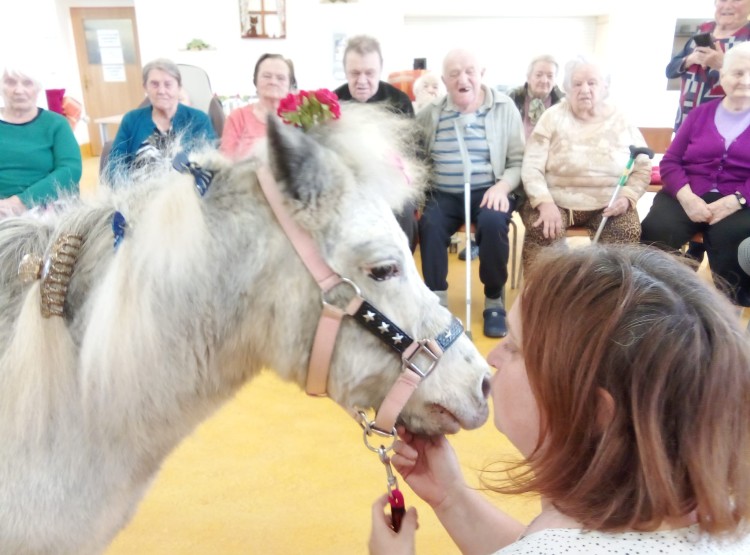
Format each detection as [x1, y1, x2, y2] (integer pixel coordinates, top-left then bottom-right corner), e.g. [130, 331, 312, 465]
[378, 446, 405, 532]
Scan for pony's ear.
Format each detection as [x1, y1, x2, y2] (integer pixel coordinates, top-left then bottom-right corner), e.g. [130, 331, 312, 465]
[266, 115, 329, 207]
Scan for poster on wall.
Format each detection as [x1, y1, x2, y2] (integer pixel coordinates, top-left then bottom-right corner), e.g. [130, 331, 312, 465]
[239, 0, 286, 38]
[333, 33, 347, 80]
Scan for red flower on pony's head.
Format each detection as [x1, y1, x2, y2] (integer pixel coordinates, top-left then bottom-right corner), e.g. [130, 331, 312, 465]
[277, 89, 341, 130]
[277, 93, 302, 115]
[314, 89, 341, 118]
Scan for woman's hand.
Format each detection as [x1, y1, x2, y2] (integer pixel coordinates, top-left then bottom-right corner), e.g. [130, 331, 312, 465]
[480, 181, 511, 213]
[532, 201, 563, 239]
[702, 45, 725, 69]
[686, 47, 716, 68]
[676, 185, 712, 222]
[707, 194, 742, 225]
[0, 196, 26, 218]
[391, 428, 466, 510]
[602, 197, 630, 218]
[368, 494, 419, 555]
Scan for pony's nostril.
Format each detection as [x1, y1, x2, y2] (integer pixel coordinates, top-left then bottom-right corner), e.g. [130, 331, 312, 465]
[481, 375, 491, 399]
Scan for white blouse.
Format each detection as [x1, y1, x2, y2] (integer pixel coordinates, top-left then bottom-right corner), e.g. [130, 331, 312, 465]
[496, 525, 750, 554]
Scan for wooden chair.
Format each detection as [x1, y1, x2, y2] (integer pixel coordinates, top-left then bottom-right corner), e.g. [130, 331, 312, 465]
[638, 127, 673, 155]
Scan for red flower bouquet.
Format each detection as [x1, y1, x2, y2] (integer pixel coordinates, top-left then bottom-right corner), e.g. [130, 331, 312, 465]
[277, 89, 341, 130]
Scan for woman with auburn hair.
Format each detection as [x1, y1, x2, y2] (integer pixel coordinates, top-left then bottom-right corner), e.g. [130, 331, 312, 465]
[369, 244, 750, 554]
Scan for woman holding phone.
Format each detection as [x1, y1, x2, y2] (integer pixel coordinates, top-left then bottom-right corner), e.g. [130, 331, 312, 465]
[667, 0, 750, 133]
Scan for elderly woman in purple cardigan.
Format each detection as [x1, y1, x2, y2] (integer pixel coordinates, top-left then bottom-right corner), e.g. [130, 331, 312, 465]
[642, 42, 750, 306]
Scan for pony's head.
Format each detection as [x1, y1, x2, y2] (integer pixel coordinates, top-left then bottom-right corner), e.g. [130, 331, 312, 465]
[244, 103, 491, 435]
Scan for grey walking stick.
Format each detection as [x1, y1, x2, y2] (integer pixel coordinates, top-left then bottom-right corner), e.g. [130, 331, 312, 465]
[592, 145, 654, 244]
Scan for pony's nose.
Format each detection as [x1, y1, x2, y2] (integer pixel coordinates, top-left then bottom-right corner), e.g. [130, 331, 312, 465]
[481, 375, 491, 398]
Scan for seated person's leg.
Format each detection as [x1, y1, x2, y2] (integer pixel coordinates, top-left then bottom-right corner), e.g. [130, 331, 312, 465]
[395, 199, 418, 254]
[705, 209, 750, 306]
[476, 193, 516, 338]
[590, 207, 641, 244]
[519, 200, 569, 274]
[641, 191, 700, 251]
[418, 191, 462, 306]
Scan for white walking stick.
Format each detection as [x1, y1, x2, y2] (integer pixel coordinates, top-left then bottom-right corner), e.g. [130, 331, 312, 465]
[454, 120, 473, 339]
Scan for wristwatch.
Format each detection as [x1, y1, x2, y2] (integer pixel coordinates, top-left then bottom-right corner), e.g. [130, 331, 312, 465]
[735, 192, 747, 208]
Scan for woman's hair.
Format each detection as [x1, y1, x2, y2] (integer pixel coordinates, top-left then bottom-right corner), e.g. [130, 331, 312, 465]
[485, 244, 750, 536]
[562, 55, 610, 96]
[252, 53, 296, 90]
[526, 54, 558, 79]
[2, 66, 42, 91]
[141, 58, 182, 87]
[723, 41, 750, 73]
[343, 35, 383, 67]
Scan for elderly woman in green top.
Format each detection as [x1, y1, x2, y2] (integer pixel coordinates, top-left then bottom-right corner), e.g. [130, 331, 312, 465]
[0, 65, 81, 218]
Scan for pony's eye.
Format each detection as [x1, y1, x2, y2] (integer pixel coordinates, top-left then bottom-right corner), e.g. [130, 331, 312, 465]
[368, 263, 400, 282]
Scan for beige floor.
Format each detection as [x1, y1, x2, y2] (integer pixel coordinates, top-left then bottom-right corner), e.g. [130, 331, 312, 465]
[79, 157, 743, 554]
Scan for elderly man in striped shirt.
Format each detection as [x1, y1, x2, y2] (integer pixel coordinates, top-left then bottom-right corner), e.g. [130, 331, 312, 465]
[416, 49, 524, 338]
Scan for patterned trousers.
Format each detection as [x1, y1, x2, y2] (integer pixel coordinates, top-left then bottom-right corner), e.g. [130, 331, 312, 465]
[519, 201, 641, 274]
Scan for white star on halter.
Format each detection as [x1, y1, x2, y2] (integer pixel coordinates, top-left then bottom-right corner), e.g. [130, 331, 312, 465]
[392, 333, 404, 345]
[378, 322, 390, 334]
[364, 310, 375, 322]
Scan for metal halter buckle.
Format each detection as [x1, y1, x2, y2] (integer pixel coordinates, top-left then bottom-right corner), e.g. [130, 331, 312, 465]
[321, 277, 361, 313]
[402, 339, 441, 378]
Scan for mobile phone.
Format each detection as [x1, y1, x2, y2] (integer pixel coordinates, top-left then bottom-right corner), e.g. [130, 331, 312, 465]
[693, 32, 714, 48]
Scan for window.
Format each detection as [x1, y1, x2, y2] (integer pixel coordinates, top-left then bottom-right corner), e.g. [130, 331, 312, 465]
[239, 0, 286, 39]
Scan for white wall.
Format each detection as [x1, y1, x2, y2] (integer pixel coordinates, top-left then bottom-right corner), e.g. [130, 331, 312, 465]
[130, 0, 715, 128]
[133, 0, 404, 95]
[2, 0, 719, 144]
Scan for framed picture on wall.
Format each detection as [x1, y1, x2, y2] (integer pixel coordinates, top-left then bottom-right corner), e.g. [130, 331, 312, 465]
[239, 0, 286, 39]
[333, 33, 347, 80]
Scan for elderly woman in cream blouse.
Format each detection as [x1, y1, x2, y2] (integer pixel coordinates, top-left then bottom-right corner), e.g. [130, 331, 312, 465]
[519, 56, 651, 273]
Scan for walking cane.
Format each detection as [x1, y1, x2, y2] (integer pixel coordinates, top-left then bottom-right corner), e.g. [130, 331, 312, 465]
[592, 145, 654, 244]
[454, 120, 473, 339]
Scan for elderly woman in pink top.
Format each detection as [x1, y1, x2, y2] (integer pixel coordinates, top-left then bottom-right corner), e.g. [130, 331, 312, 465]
[220, 53, 296, 161]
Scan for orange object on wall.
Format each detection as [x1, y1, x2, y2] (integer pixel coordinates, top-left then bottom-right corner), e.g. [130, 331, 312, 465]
[387, 69, 427, 101]
[62, 96, 83, 130]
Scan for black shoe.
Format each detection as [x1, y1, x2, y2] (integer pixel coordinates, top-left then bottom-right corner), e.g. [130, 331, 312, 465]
[483, 308, 507, 338]
[458, 242, 479, 261]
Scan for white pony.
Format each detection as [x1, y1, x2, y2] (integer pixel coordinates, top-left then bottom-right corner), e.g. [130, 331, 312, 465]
[0, 104, 490, 554]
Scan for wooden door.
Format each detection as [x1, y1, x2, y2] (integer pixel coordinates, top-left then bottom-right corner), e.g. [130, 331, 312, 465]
[70, 7, 144, 155]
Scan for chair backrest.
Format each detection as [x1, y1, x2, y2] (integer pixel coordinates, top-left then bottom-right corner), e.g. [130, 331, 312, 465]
[177, 63, 225, 137]
[177, 64, 214, 115]
[638, 127, 673, 154]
